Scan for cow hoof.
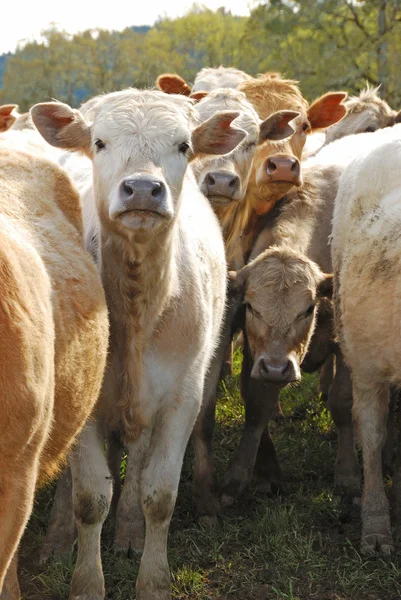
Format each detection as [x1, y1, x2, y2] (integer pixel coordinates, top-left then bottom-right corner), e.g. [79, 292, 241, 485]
[361, 533, 394, 555]
[136, 571, 171, 600]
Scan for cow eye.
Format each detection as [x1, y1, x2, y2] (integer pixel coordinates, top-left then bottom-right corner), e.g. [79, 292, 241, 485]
[95, 139, 106, 151]
[245, 142, 256, 151]
[365, 126, 376, 133]
[304, 304, 315, 317]
[179, 141, 190, 154]
[302, 122, 310, 132]
[245, 302, 254, 314]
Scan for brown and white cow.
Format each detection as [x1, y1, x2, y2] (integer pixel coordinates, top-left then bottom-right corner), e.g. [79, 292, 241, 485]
[221, 73, 347, 268]
[0, 146, 108, 598]
[31, 89, 245, 600]
[191, 88, 299, 243]
[331, 124, 401, 554]
[157, 66, 251, 100]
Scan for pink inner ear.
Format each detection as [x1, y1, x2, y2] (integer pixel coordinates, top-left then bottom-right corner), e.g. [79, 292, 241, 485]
[0, 105, 17, 116]
[219, 117, 235, 130]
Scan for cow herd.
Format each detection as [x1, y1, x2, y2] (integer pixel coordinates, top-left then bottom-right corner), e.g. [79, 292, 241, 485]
[1, 66, 401, 600]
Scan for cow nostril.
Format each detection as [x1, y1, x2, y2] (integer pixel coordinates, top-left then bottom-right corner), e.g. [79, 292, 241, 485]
[229, 175, 240, 191]
[123, 181, 134, 196]
[290, 159, 299, 173]
[267, 158, 277, 174]
[151, 182, 163, 198]
[206, 173, 216, 187]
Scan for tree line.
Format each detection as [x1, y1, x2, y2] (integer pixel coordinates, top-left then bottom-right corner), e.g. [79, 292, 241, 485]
[1, 1, 400, 111]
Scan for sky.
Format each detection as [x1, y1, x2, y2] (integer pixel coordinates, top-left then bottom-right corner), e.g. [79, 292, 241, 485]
[1, 0, 253, 55]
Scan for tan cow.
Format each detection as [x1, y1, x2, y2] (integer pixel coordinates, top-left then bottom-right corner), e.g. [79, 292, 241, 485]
[0, 147, 108, 598]
[332, 124, 401, 555]
[31, 89, 245, 600]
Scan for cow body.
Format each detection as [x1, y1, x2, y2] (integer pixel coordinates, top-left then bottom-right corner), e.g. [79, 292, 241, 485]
[0, 148, 108, 597]
[331, 124, 401, 554]
[31, 89, 245, 599]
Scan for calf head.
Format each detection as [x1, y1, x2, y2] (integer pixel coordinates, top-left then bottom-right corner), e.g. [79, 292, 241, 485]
[193, 89, 280, 210]
[240, 74, 347, 214]
[229, 246, 333, 385]
[0, 104, 18, 132]
[31, 91, 246, 238]
[325, 86, 401, 144]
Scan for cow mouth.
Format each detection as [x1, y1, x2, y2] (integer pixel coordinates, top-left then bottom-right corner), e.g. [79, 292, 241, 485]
[207, 195, 239, 206]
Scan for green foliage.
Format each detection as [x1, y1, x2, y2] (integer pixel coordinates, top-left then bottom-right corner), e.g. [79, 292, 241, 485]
[1, 2, 401, 110]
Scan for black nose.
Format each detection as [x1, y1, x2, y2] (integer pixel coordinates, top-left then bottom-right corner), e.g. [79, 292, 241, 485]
[120, 178, 166, 202]
[259, 358, 292, 383]
[204, 171, 241, 198]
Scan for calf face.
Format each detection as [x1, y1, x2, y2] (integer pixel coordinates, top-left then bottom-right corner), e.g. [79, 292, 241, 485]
[230, 246, 333, 384]
[240, 74, 347, 214]
[192, 89, 298, 210]
[31, 91, 246, 236]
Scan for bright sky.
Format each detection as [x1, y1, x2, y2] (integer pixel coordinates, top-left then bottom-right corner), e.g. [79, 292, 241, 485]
[1, 0, 254, 55]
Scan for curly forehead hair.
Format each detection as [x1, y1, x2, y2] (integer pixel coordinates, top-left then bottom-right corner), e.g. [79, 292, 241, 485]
[239, 73, 309, 119]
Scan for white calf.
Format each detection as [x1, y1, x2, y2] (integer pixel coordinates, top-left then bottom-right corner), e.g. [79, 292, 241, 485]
[31, 89, 245, 600]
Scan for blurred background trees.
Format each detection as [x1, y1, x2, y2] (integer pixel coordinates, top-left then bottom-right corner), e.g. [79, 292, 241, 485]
[1, 1, 400, 110]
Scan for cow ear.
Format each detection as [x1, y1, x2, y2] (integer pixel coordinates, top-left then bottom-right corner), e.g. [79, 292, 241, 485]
[394, 109, 401, 124]
[317, 273, 333, 299]
[156, 73, 192, 96]
[191, 111, 246, 156]
[259, 110, 299, 142]
[190, 91, 209, 102]
[308, 92, 347, 130]
[228, 270, 246, 297]
[30, 102, 91, 155]
[0, 104, 18, 132]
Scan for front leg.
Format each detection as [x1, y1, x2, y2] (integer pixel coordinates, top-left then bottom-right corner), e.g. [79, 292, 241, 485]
[113, 429, 151, 556]
[69, 420, 113, 600]
[136, 383, 202, 600]
[221, 342, 279, 505]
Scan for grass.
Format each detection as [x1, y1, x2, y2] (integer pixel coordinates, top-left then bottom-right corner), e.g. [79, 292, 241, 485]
[19, 350, 401, 599]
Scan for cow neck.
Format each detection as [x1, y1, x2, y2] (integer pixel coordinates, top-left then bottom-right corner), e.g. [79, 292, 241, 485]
[99, 224, 176, 343]
[242, 195, 289, 264]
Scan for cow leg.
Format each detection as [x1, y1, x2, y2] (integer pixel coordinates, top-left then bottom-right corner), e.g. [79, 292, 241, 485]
[107, 432, 124, 520]
[39, 466, 76, 564]
[192, 324, 233, 520]
[328, 353, 361, 501]
[0, 441, 43, 595]
[253, 424, 283, 494]
[113, 429, 151, 555]
[392, 393, 401, 541]
[382, 389, 397, 475]
[69, 420, 112, 600]
[319, 353, 334, 403]
[353, 379, 393, 555]
[221, 343, 279, 506]
[136, 384, 202, 600]
[0, 555, 20, 600]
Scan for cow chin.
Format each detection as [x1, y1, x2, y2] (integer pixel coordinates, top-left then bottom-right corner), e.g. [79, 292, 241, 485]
[256, 180, 296, 202]
[117, 210, 168, 231]
[208, 195, 239, 207]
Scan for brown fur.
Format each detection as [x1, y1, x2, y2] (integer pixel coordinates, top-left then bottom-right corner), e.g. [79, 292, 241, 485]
[0, 149, 108, 595]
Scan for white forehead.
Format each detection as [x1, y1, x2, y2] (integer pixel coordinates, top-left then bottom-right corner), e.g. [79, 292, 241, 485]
[196, 89, 259, 138]
[192, 67, 251, 92]
[88, 89, 197, 147]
